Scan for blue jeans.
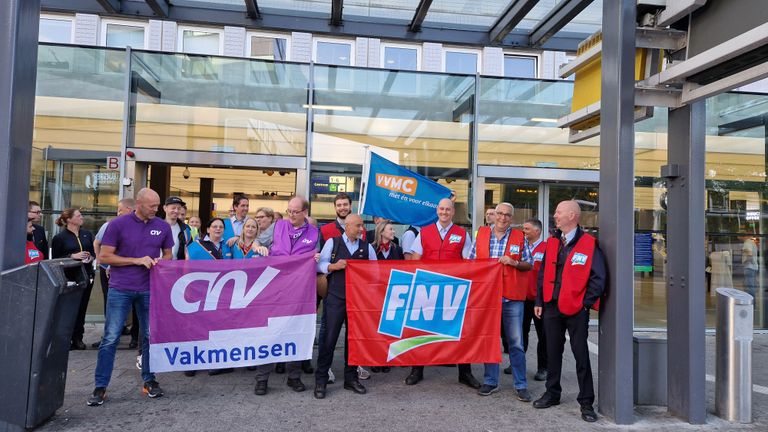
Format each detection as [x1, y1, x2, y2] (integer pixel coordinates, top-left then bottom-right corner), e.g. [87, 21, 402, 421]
[95, 288, 153, 387]
[484, 300, 527, 389]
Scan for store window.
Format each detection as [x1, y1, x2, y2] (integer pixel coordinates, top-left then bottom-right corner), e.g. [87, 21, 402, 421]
[504, 55, 537, 78]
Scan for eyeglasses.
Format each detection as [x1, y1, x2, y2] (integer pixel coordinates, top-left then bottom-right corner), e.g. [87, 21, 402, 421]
[255, 215, 266, 219]
[286, 209, 304, 215]
[496, 212, 512, 218]
[29, 210, 42, 214]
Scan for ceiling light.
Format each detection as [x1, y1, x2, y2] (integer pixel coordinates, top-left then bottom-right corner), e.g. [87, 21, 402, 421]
[529, 117, 559, 123]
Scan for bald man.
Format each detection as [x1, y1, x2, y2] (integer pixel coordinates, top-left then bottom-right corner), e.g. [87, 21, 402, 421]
[405, 198, 480, 389]
[533, 200, 606, 423]
[88, 188, 174, 406]
[315, 213, 377, 399]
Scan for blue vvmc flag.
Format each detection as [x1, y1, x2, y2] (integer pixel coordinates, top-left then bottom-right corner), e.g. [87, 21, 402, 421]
[360, 151, 452, 226]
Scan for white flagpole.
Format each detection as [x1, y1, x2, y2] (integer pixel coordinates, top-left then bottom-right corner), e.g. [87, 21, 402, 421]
[358, 145, 371, 215]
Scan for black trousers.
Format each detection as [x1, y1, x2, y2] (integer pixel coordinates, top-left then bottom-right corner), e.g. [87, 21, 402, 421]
[72, 275, 94, 342]
[410, 363, 472, 377]
[523, 300, 547, 371]
[315, 295, 357, 385]
[100, 268, 139, 341]
[542, 301, 594, 406]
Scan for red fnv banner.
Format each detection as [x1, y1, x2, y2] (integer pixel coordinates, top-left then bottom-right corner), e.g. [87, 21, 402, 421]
[346, 259, 502, 366]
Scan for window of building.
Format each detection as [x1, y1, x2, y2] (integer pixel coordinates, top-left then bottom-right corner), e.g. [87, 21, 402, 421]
[103, 23, 146, 48]
[314, 39, 354, 66]
[247, 33, 289, 61]
[178, 27, 223, 80]
[382, 44, 420, 71]
[504, 55, 537, 78]
[39, 16, 73, 43]
[444, 49, 480, 74]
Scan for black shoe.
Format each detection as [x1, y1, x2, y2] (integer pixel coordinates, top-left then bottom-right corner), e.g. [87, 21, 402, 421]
[477, 384, 499, 396]
[458, 373, 481, 389]
[287, 378, 306, 392]
[516, 388, 533, 402]
[87, 387, 106, 406]
[503, 366, 512, 375]
[381, 366, 391, 373]
[301, 360, 314, 374]
[343, 381, 367, 394]
[581, 405, 598, 422]
[533, 394, 560, 409]
[184, 371, 196, 377]
[142, 380, 164, 398]
[371, 366, 381, 373]
[314, 383, 326, 399]
[534, 369, 547, 381]
[254, 380, 268, 396]
[91, 340, 101, 349]
[128, 339, 138, 350]
[275, 363, 286, 374]
[208, 368, 234, 376]
[246, 366, 258, 371]
[405, 369, 423, 385]
[70, 339, 86, 350]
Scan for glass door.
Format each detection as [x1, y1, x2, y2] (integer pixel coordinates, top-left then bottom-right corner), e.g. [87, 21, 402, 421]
[545, 183, 599, 237]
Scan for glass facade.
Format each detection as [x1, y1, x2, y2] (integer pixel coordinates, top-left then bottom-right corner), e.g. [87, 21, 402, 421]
[31, 43, 768, 329]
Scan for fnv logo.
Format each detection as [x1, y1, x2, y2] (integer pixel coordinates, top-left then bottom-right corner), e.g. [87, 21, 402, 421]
[377, 269, 471, 360]
[571, 252, 588, 266]
[169, 268, 280, 313]
[509, 244, 520, 254]
[375, 173, 418, 196]
[533, 252, 544, 262]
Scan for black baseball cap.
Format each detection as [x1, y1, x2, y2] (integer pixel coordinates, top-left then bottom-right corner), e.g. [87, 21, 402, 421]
[165, 196, 186, 206]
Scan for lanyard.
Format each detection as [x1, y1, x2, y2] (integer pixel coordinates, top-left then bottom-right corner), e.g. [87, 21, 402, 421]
[70, 229, 83, 252]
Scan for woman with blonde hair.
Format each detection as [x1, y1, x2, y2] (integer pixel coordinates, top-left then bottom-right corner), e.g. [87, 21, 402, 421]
[233, 217, 269, 258]
[253, 207, 276, 249]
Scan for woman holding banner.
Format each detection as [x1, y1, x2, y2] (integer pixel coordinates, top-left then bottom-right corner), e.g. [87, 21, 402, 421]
[186, 218, 233, 260]
[232, 218, 270, 259]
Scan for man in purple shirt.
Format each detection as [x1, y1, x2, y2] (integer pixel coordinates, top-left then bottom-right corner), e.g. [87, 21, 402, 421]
[254, 195, 319, 396]
[87, 188, 174, 406]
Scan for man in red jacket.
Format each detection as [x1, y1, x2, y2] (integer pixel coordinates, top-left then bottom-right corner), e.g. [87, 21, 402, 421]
[404, 197, 480, 389]
[533, 200, 606, 423]
[522, 218, 548, 382]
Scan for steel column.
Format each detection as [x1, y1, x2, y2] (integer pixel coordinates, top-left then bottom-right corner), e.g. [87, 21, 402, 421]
[665, 102, 706, 424]
[0, 0, 41, 271]
[597, 0, 635, 424]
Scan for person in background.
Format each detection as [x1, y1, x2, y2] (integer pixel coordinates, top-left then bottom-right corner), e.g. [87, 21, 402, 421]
[224, 194, 250, 242]
[742, 235, 759, 298]
[25, 218, 44, 263]
[163, 196, 190, 261]
[274, 211, 283, 220]
[366, 216, 399, 246]
[93, 198, 136, 349]
[188, 216, 202, 241]
[51, 208, 96, 351]
[485, 208, 497, 226]
[401, 225, 420, 259]
[28, 201, 49, 259]
[521, 218, 548, 382]
[254, 207, 276, 249]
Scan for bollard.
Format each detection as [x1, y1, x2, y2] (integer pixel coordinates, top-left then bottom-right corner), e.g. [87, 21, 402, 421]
[715, 287, 753, 423]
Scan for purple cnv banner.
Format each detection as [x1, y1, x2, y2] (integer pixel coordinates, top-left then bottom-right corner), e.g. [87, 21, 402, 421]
[149, 253, 316, 372]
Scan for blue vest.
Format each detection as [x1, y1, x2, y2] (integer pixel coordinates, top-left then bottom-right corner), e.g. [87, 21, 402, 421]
[187, 239, 232, 260]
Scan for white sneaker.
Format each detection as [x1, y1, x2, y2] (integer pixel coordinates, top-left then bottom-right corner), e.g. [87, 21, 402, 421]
[328, 369, 335, 384]
[136, 354, 142, 370]
[357, 366, 371, 380]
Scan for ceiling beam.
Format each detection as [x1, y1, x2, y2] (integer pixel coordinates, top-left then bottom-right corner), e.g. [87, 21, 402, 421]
[145, 0, 169, 18]
[489, 0, 540, 43]
[409, 0, 434, 33]
[96, 0, 121, 13]
[529, 0, 594, 47]
[331, 0, 343, 26]
[244, 0, 260, 19]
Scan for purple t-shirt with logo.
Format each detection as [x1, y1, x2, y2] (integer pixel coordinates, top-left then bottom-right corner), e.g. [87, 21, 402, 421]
[101, 212, 174, 292]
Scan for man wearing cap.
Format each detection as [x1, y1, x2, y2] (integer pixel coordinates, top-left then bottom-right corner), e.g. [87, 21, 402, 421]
[164, 196, 190, 260]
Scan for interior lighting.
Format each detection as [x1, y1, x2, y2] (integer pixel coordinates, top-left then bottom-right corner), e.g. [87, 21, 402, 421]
[302, 104, 354, 111]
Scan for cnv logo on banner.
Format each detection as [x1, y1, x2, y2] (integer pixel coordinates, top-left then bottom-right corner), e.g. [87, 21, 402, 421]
[378, 269, 470, 361]
[149, 253, 317, 372]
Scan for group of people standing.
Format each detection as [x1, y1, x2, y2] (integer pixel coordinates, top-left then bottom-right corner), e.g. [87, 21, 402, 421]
[30, 188, 606, 423]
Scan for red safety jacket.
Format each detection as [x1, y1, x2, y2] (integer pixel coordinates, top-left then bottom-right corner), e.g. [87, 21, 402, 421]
[526, 240, 547, 301]
[475, 226, 528, 301]
[542, 233, 600, 316]
[420, 223, 466, 260]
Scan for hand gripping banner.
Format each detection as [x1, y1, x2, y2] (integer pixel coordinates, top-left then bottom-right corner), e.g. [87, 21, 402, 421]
[149, 253, 316, 372]
[346, 259, 502, 366]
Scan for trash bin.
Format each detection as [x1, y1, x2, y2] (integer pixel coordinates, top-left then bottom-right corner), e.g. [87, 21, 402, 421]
[0, 259, 88, 431]
[633, 334, 667, 405]
[715, 287, 753, 423]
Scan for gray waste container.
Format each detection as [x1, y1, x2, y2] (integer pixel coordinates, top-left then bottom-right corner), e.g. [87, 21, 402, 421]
[633, 334, 668, 405]
[0, 259, 88, 431]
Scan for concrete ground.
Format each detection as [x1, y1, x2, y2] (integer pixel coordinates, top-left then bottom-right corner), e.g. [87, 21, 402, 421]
[35, 326, 768, 432]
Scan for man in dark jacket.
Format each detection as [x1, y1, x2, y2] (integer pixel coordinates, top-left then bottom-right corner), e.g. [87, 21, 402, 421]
[163, 196, 190, 260]
[28, 201, 49, 259]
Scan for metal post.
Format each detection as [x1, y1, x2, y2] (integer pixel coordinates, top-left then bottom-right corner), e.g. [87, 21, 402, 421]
[715, 288, 753, 423]
[0, 0, 41, 271]
[119, 47, 134, 200]
[299, 62, 314, 201]
[665, 102, 707, 424]
[597, 0, 635, 424]
[470, 73, 481, 233]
